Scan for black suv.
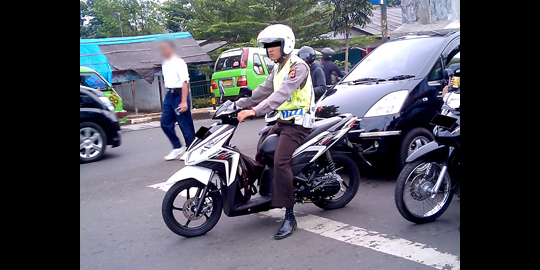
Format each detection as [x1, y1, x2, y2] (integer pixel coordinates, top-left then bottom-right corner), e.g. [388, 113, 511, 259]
[316, 30, 460, 169]
[80, 86, 121, 163]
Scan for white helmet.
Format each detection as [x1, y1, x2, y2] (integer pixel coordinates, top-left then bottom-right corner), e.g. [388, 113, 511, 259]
[257, 24, 295, 61]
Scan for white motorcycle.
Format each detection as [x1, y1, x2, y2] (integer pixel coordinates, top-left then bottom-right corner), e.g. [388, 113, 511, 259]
[161, 88, 362, 237]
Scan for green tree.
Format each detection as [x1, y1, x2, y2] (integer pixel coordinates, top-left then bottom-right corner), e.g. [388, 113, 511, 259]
[329, 0, 373, 71]
[89, 0, 165, 38]
[161, 0, 193, 32]
[183, 0, 335, 53]
[81, 0, 106, 38]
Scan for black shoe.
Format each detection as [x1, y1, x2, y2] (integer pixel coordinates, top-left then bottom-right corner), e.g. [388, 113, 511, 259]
[274, 218, 297, 240]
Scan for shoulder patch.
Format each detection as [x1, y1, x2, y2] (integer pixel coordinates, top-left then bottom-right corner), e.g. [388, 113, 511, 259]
[288, 69, 296, 79]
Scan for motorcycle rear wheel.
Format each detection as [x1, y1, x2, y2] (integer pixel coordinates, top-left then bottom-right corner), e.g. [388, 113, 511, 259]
[314, 153, 360, 210]
[395, 159, 454, 224]
[162, 179, 222, 237]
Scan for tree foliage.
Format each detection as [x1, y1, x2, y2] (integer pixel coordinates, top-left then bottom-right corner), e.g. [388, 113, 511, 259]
[161, 0, 193, 32]
[80, 0, 165, 38]
[182, 0, 335, 49]
[328, 0, 374, 71]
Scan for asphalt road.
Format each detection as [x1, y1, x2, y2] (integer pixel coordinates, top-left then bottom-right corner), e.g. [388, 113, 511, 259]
[80, 117, 460, 270]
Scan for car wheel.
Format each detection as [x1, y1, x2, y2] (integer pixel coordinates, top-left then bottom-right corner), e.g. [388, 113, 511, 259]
[80, 121, 107, 163]
[398, 127, 434, 169]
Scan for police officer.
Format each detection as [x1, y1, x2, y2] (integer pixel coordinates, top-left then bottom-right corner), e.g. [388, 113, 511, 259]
[236, 24, 315, 240]
[298, 46, 326, 101]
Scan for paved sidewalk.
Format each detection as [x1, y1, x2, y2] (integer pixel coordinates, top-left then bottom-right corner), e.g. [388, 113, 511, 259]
[123, 107, 216, 125]
[120, 121, 162, 133]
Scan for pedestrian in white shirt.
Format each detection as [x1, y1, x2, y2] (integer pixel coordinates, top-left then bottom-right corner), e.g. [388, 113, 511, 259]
[159, 39, 196, 160]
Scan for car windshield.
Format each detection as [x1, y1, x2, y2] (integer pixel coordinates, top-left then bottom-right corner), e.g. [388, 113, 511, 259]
[215, 50, 243, 72]
[80, 73, 109, 90]
[343, 37, 444, 82]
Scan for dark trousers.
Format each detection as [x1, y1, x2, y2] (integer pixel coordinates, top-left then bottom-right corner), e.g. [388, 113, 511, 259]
[161, 91, 195, 149]
[256, 119, 311, 208]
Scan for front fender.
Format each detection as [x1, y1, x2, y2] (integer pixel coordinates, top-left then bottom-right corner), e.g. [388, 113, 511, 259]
[406, 141, 448, 163]
[165, 166, 213, 186]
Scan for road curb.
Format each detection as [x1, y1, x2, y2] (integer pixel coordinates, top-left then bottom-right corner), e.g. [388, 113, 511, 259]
[123, 107, 216, 125]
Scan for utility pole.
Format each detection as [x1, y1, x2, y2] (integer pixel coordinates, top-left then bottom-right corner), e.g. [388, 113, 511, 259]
[117, 12, 124, 37]
[381, 0, 388, 43]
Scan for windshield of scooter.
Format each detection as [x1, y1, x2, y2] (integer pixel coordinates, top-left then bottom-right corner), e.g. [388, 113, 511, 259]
[213, 100, 233, 119]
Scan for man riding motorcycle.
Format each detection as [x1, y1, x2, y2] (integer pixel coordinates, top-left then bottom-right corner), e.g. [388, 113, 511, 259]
[236, 24, 315, 240]
[320, 47, 346, 85]
[298, 46, 326, 101]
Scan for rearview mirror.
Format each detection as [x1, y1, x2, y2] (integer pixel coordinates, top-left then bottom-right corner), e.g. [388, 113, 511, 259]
[236, 86, 252, 100]
[218, 81, 225, 103]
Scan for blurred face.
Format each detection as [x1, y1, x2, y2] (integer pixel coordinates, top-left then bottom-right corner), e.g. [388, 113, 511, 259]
[266, 46, 282, 61]
[160, 42, 175, 59]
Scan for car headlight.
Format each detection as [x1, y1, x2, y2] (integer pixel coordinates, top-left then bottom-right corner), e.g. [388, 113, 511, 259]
[99, 97, 115, 112]
[364, 90, 408, 117]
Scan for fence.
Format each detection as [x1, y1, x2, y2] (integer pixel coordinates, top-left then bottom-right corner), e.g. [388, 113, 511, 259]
[190, 79, 213, 99]
[114, 76, 213, 114]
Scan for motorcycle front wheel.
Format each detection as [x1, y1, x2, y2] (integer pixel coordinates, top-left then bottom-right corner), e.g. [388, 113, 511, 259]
[162, 179, 222, 237]
[395, 159, 454, 224]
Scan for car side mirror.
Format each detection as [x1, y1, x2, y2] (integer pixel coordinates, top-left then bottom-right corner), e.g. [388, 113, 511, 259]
[443, 68, 454, 81]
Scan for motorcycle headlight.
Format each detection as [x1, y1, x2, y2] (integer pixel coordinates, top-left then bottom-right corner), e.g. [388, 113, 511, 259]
[364, 90, 408, 117]
[99, 97, 115, 112]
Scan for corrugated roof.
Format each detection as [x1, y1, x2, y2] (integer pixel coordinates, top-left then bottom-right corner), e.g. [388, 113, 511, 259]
[353, 7, 403, 35]
[200, 41, 228, 53]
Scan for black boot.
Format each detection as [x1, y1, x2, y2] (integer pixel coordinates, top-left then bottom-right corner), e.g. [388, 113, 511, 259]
[274, 207, 297, 240]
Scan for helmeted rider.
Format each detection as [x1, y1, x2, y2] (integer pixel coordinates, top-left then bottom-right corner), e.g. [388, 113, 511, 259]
[297, 46, 327, 101]
[320, 47, 346, 85]
[236, 24, 315, 240]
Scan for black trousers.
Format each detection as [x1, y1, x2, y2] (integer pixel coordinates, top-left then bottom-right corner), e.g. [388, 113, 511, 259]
[256, 119, 311, 208]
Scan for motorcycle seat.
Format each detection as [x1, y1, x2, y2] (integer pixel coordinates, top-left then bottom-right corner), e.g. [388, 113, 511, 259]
[258, 116, 342, 156]
[300, 117, 342, 144]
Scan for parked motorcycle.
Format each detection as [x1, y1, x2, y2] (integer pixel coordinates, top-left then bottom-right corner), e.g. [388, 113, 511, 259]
[394, 69, 460, 224]
[161, 87, 361, 237]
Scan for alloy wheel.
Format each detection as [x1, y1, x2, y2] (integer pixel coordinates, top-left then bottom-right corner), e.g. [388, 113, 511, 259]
[80, 127, 104, 159]
[407, 136, 430, 156]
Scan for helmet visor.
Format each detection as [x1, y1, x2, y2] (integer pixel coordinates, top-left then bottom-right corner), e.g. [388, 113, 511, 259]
[298, 52, 312, 60]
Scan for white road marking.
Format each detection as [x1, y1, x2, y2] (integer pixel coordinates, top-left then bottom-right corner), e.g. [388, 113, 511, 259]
[148, 182, 460, 269]
[148, 182, 173, 192]
[260, 209, 460, 270]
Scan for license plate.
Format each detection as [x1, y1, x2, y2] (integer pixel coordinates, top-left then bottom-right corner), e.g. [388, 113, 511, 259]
[221, 79, 233, 87]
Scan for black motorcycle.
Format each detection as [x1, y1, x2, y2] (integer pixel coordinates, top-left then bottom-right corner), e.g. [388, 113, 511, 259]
[394, 69, 460, 224]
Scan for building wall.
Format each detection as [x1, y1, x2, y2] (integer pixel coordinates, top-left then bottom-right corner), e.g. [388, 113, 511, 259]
[401, 0, 460, 24]
[112, 63, 213, 113]
[114, 76, 167, 113]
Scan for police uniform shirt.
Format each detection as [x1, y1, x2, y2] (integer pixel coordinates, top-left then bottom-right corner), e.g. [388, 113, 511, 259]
[162, 54, 190, 89]
[236, 60, 309, 117]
